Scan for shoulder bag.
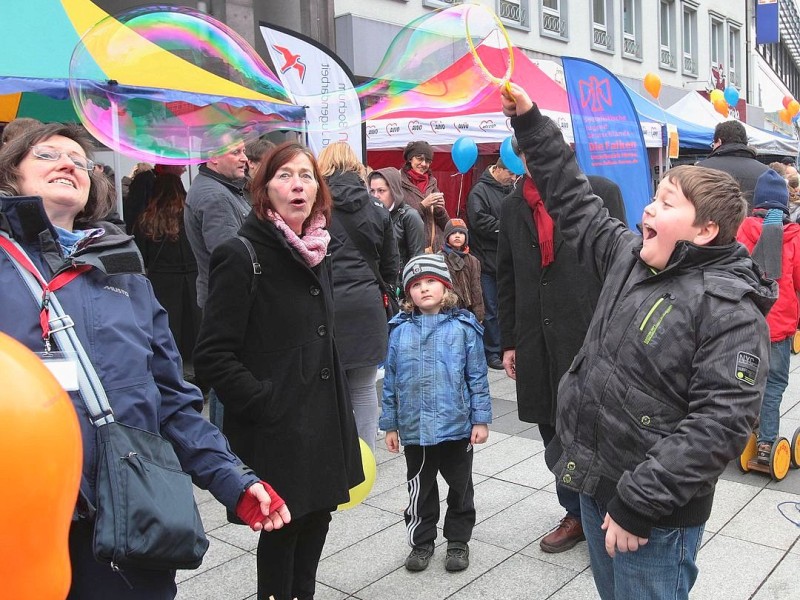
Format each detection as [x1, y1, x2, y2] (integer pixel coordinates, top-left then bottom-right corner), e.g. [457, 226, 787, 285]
[0, 234, 209, 572]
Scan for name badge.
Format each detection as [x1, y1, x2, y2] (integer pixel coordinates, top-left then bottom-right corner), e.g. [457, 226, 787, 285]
[37, 351, 79, 392]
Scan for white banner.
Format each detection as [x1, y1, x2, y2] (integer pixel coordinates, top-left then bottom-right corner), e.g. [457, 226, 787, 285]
[260, 24, 364, 162]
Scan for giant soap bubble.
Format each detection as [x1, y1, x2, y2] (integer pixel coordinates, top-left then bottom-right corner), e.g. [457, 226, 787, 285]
[69, 5, 303, 164]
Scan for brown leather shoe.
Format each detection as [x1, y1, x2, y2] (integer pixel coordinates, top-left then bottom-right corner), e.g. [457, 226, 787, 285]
[539, 515, 586, 553]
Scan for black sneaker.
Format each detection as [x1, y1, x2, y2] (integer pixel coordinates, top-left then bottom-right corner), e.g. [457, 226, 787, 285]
[757, 442, 772, 465]
[405, 543, 434, 572]
[445, 541, 469, 572]
[487, 356, 504, 370]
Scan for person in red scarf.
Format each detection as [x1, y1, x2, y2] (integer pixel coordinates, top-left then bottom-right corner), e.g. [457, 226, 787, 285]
[496, 137, 627, 554]
[399, 140, 451, 251]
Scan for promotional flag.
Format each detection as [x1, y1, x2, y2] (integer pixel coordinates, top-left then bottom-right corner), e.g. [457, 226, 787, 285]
[261, 22, 365, 162]
[562, 57, 652, 228]
[756, 0, 780, 45]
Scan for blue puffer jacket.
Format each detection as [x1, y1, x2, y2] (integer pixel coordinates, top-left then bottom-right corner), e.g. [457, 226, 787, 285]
[380, 308, 492, 446]
[0, 196, 257, 514]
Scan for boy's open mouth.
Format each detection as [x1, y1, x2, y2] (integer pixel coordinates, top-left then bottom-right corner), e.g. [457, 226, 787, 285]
[643, 225, 657, 240]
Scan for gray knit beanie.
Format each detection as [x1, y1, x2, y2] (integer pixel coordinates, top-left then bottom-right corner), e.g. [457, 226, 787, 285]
[402, 254, 453, 294]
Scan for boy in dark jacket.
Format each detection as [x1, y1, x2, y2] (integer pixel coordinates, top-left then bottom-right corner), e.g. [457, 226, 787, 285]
[502, 84, 775, 600]
[440, 218, 485, 322]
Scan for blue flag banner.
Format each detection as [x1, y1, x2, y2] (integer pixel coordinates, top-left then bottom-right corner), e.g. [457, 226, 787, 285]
[562, 57, 652, 230]
[756, 1, 780, 45]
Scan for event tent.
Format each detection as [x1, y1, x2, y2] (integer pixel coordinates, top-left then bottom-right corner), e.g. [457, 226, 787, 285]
[366, 46, 663, 150]
[667, 91, 797, 156]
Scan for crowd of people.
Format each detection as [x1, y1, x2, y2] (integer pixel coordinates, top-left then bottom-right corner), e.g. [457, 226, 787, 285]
[0, 105, 797, 600]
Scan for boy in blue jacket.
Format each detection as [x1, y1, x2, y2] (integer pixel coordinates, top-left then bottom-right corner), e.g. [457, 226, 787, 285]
[380, 253, 492, 574]
[501, 85, 774, 599]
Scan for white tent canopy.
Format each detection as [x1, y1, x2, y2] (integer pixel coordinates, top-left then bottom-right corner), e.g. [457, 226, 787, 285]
[668, 92, 797, 156]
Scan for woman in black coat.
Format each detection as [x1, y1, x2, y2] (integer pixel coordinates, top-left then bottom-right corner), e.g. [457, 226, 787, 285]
[194, 142, 364, 600]
[133, 170, 200, 367]
[318, 142, 400, 452]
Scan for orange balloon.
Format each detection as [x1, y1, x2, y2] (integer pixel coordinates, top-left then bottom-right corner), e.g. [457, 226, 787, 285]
[779, 108, 792, 124]
[788, 100, 800, 117]
[0, 333, 82, 599]
[713, 98, 729, 117]
[643, 72, 661, 100]
[709, 89, 725, 104]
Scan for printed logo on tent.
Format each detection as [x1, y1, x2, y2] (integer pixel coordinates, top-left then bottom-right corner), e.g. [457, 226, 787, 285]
[556, 116, 570, 131]
[273, 45, 306, 82]
[505, 117, 512, 131]
[578, 76, 612, 112]
[479, 119, 497, 131]
[454, 121, 470, 133]
[429, 120, 445, 134]
[385, 122, 400, 136]
[367, 125, 378, 137]
[408, 120, 423, 134]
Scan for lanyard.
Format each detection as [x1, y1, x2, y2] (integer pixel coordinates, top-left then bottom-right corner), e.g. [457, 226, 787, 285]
[0, 236, 90, 350]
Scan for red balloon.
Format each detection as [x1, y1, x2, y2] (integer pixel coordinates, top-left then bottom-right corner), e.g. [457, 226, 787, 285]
[783, 95, 794, 109]
[0, 333, 82, 599]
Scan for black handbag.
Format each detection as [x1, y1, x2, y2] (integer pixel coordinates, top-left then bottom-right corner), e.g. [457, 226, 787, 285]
[1, 233, 209, 572]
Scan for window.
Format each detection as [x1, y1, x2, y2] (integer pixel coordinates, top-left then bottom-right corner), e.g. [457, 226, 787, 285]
[422, 0, 463, 9]
[728, 24, 741, 87]
[541, 0, 568, 40]
[592, 0, 614, 52]
[682, 3, 697, 76]
[659, 1, 676, 69]
[710, 16, 725, 88]
[622, 0, 641, 60]
[497, 0, 530, 31]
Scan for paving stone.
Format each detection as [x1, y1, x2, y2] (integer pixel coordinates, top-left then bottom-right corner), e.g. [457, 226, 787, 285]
[516, 425, 544, 441]
[490, 410, 536, 435]
[751, 551, 800, 600]
[324, 503, 403, 559]
[472, 477, 538, 522]
[494, 452, 553, 490]
[448, 553, 577, 599]
[704, 478, 760, 533]
[175, 535, 249, 584]
[545, 570, 601, 600]
[176, 553, 257, 599]
[491, 397, 518, 418]
[718, 488, 800, 550]
[209, 521, 261, 553]
[472, 435, 541, 476]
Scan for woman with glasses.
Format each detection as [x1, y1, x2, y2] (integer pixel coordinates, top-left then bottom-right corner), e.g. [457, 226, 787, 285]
[0, 123, 290, 600]
[399, 140, 450, 251]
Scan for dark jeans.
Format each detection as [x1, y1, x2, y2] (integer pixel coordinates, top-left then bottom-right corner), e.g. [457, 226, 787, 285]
[256, 509, 332, 600]
[67, 520, 177, 600]
[403, 439, 476, 547]
[539, 424, 581, 519]
[480, 272, 501, 358]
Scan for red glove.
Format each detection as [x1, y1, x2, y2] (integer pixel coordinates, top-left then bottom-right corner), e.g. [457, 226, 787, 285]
[235, 481, 286, 528]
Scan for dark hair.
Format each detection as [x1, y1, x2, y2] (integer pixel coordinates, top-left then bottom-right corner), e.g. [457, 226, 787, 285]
[781, 156, 796, 166]
[712, 121, 748, 146]
[1, 117, 42, 146]
[495, 157, 507, 170]
[135, 174, 187, 242]
[664, 165, 746, 245]
[250, 141, 332, 228]
[0, 123, 113, 227]
[244, 137, 275, 163]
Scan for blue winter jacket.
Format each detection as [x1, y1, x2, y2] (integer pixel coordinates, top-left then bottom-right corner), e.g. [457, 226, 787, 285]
[0, 196, 257, 515]
[380, 308, 492, 446]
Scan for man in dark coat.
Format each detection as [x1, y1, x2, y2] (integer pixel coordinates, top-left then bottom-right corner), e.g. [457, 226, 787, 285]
[497, 152, 627, 554]
[467, 158, 516, 369]
[697, 120, 768, 208]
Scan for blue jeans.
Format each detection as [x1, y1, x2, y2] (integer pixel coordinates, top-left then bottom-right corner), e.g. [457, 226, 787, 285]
[480, 272, 500, 358]
[580, 495, 703, 600]
[208, 388, 224, 429]
[759, 337, 791, 444]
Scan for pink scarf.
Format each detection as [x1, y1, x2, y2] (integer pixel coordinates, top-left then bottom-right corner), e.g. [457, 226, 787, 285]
[266, 209, 330, 267]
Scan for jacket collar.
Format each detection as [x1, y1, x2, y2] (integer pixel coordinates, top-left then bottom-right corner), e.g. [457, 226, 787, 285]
[198, 164, 246, 195]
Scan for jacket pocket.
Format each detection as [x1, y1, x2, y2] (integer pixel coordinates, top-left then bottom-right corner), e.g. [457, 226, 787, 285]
[620, 386, 685, 436]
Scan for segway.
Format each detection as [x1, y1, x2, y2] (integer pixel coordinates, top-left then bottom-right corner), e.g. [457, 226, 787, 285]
[738, 430, 798, 481]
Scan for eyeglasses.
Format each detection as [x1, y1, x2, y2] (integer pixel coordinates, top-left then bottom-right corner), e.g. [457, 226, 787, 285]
[411, 155, 431, 163]
[31, 146, 95, 171]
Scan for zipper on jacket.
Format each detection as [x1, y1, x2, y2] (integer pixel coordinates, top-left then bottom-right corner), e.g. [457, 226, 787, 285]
[639, 294, 670, 332]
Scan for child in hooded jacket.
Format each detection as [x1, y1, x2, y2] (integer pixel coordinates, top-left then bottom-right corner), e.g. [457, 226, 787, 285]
[440, 218, 485, 322]
[380, 253, 492, 574]
[736, 168, 800, 464]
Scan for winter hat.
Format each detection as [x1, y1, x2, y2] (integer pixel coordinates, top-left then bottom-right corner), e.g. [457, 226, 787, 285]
[402, 254, 453, 294]
[444, 218, 469, 246]
[753, 168, 789, 214]
[403, 140, 434, 163]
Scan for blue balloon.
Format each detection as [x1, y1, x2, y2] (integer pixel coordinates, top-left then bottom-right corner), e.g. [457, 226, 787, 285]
[500, 136, 526, 175]
[724, 85, 740, 107]
[451, 136, 478, 174]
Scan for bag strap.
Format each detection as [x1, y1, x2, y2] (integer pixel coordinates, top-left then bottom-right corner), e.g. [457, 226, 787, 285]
[0, 232, 114, 426]
[236, 235, 261, 295]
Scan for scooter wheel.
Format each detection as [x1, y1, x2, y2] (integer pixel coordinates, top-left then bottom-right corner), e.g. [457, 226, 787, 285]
[739, 432, 757, 473]
[770, 437, 792, 481]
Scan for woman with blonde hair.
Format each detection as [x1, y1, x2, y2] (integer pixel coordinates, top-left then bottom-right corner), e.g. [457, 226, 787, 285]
[317, 141, 399, 452]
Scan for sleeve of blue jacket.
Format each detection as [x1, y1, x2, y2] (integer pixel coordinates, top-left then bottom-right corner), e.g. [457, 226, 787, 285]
[149, 280, 258, 512]
[379, 325, 400, 432]
[460, 313, 492, 425]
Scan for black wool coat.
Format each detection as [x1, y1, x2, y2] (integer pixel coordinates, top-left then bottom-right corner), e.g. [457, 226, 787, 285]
[496, 180, 604, 424]
[193, 213, 364, 520]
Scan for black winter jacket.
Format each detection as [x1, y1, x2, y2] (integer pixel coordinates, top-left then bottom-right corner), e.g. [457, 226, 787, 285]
[327, 170, 400, 368]
[696, 143, 768, 208]
[512, 105, 776, 538]
[373, 167, 425, 273]
[466, 167, 513, 275]
[193, 213, 364, 520]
